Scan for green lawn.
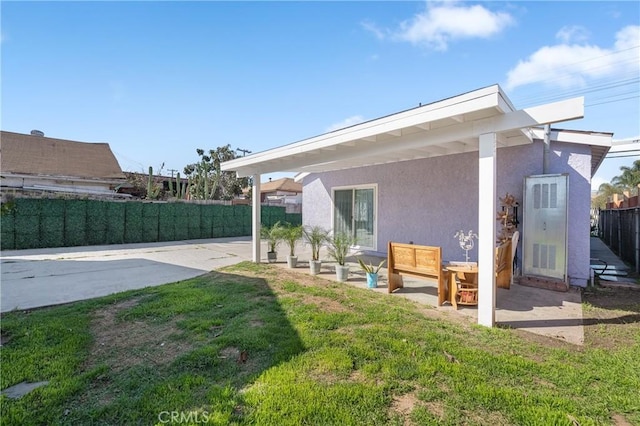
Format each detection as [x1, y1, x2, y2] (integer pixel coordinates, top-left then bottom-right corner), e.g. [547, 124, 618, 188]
[1, 262, 638, 425]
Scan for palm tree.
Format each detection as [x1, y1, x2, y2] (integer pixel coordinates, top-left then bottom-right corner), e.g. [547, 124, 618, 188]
[592, 160, 640, 210]
[611, 159, 640, 191]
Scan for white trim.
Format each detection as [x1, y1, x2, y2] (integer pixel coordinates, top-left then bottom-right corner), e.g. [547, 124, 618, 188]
[331, 183, 378, 251]
[529, 128, 612, 147]
[293, 172, 309, 182]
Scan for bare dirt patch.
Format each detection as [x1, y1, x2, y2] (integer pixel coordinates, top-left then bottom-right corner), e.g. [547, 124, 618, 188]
[292, 293, 348, 313]
[85, 298, 194, 373]
[612, 413, 634, 426]
[389, 392, 420, 425]
[582, 287, 640, 350]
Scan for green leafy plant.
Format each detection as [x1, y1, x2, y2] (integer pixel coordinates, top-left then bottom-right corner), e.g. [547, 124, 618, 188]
[1, 194, 16, 216]
[282, 223, 303, 257]
[260, 222, 284, 253]
[357, 258, 386, 274]
[303, 225, 330, 261]
[327, 232, 355, 266]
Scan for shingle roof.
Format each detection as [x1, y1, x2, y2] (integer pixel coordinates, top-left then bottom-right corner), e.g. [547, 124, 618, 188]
[1, 131, 125, 180]
[260, 177, 302, 193]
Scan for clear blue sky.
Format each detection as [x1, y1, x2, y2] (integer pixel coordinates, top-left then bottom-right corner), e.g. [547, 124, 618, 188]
[2, 1, 638, 189]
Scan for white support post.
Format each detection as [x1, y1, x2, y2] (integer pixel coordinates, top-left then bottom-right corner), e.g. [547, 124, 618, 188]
[252, 174, 261, 263]
[478, 133, 497, 327]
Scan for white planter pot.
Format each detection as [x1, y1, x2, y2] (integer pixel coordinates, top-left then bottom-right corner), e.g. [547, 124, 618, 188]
[309, 260, 322, 275]
[287, 255, 298, 268]
[335, 265, 350, 282]
[267, 252, 277, 263]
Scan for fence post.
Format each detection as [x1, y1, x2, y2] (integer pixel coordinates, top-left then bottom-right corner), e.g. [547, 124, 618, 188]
[635, 207, 639, 274]
[617, 210, 622, 256]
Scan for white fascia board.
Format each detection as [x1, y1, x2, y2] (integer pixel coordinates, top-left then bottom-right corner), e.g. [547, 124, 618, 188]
[274, 97, 585, 175]
[293, 172, 309, 182]
[473, 97, 584, 135]
[609, 137, 640, 152]
[496, 88, 517, 113]
[530, 128, 612, 147]
[221, 86, 504, 174]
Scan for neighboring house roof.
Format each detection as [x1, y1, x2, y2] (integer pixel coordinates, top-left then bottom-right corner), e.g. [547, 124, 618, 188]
[222, 84, 610, 178]
[1, 130, 125, 180]
[260, 177, 302, 193]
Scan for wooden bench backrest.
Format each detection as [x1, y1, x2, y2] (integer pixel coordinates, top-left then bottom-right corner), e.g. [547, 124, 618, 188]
[388, 242, 442, 277]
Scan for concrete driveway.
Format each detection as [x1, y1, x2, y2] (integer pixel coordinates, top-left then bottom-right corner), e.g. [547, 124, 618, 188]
[1, 238, 253, 313]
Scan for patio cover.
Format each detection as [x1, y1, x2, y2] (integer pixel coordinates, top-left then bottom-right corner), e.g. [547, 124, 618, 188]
[221, 84, 606, 327]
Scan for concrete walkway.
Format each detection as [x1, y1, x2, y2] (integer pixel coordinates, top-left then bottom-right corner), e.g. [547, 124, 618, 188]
[1, 237, 253, 313]
[590, 236, 638, 286]
[3, 237, 628, 345]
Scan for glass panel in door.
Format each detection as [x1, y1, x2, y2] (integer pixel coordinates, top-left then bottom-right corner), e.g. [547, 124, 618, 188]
[334, 190, 353, 236]
[354, 188, 374, 248]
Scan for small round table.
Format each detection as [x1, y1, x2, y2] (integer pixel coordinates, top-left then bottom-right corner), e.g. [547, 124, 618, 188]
[445, 264, 479, 309]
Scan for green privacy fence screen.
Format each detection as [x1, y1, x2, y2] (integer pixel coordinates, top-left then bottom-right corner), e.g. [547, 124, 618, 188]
[0, 199, 300, 250]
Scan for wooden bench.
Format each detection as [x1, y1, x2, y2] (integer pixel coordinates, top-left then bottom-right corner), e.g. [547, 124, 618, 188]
[387, 242, 445, 301]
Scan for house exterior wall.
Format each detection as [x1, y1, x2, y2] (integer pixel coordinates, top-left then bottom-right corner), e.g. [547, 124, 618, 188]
[302, 139, 592, 287]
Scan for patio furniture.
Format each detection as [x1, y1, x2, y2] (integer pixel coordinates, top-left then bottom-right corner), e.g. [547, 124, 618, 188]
[445, 238, 515, 309]
[387, 242, 446, 300]
[445, 264, 479, 309]
[496, 237, 514, 289]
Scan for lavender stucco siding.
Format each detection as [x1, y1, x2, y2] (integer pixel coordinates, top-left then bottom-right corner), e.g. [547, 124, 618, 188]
[302, 139, 592, 287]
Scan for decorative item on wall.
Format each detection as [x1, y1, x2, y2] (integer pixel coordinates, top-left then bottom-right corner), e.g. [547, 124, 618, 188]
[497, 193, 519, 243]
[454, 229, 478, 264]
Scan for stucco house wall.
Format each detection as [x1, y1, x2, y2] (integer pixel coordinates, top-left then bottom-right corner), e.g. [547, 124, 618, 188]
[302, 138, 592, 287]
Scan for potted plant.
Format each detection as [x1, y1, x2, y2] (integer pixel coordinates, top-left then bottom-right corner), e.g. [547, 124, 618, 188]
[260, 221, 284, 263]
[327, 232, 355, 282]
[303, 225, 330, 275]
[282, 223, 304, 268]
[358, 258, 386, 288]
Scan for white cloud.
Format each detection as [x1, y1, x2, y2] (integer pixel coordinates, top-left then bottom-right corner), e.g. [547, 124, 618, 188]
[556, 25, 590, 44]
[361, 20, 386, 41]
[325, 115, 365, 132]
[364, 1, 515, 51]
[505, 25, 640, 90]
